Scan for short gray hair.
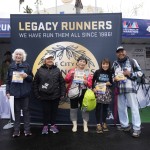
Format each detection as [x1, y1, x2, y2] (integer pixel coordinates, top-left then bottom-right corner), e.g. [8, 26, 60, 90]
[12, 48, 27, 62]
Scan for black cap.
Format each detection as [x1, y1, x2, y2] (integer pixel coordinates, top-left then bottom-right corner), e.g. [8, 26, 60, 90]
[116, 46, 124, 53]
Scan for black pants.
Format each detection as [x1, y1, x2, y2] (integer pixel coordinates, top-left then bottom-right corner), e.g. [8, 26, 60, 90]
[95, 103, 109, 124]
[42, 99, 59, 126]
[14, 97, 30, 131]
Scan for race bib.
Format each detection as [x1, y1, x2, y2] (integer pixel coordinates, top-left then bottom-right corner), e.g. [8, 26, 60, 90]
[12, 71, 23, 83]
[73, 70, 86, 84]
[96, 83, 106, 94]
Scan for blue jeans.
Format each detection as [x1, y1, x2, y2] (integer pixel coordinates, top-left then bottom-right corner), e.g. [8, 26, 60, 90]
[117, 93, 141, 131]
[14, 97, 31, 131]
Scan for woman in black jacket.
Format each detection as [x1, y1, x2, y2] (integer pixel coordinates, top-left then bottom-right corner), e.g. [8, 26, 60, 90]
[33, 54, 66, 134]
[92, 58, 112, 133]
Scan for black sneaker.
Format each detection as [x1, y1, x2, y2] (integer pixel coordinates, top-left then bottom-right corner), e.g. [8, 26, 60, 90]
[132, 130, 141, 138]
[12, 130, 20, 138]
[117, 125, 131, 132]
[24, 130, 32, 136]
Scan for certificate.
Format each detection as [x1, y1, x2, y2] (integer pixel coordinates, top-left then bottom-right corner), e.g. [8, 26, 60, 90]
[115, 73, 126, 81]
[96, 83, 106, 94]
[73, 70, 85, 84]
[12, 71, 23, 83]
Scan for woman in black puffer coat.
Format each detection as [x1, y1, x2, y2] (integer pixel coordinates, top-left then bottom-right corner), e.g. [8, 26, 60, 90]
[33, 54, 66, 134]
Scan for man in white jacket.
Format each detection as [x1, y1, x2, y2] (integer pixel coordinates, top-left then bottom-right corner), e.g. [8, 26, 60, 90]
[112, 46, 142, 138]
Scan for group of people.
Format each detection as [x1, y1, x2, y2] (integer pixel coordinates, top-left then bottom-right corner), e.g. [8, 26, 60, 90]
[5, 46, 143, 138]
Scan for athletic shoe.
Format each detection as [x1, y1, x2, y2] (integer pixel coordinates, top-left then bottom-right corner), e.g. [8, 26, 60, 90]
[12, 130, 20, 138]
[42, 126, 48, 134]
[24, 130, 32, 136]
[50, 125, 59, 133]
[117, 125, 131, 132]
[103, 123, 109, 132]
[96, 124, 103, 133]
[132, 130, 141, 138]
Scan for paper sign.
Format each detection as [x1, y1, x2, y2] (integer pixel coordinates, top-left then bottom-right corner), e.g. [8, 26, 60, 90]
[115, 73, 126, 81]
[96, 83, 106, 94]
[9, 96, 15, 121]
[12, 71, 23, 83]
[73, 70, 85, 83]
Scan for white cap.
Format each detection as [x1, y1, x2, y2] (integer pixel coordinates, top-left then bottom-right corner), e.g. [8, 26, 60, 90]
[44, 54, 54, 60]
[116, 46, 124, 52]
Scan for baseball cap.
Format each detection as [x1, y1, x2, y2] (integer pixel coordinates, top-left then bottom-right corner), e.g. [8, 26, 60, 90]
[116, 46, 124, 53]
[44, 54, 54, 60]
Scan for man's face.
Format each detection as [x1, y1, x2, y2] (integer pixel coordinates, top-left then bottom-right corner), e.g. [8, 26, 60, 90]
[116, 49, 127, 59]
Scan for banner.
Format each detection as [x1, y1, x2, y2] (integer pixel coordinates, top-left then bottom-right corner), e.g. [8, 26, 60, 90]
[122, 18, 150, 38]
[2, 18, 150, 39]
[11, 14, 122, 124]
[0, 18, 10, 38]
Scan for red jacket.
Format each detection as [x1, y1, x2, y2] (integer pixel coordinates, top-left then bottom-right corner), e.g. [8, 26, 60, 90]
[65, 68, 93, 93]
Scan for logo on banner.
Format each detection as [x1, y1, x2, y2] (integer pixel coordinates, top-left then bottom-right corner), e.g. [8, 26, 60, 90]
[123, 21, 139, 35]
[33, 41, 99, 77]
[146, 26, 150, 32]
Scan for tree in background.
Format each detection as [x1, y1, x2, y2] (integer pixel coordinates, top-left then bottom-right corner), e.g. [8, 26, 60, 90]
[75, 0, 83, 14]
[23, 5, 33, 14]
[19, 0, 25, 11]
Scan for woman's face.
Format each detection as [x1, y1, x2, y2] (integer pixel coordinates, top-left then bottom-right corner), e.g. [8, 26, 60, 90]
[45, 57, 54, 66]
[77, 59, 87, 69]
[102, 62, 109, 71]
[15, 53, 23, 63]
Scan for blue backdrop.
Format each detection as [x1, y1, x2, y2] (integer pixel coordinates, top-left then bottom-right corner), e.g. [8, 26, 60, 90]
[10, 13, 122, 125]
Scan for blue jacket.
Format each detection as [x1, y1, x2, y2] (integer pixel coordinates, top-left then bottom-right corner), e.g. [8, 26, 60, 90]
[6, 61, 33, 98]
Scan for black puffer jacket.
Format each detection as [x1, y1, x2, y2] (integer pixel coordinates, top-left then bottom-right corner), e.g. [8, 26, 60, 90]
[33, 64, 66, 100]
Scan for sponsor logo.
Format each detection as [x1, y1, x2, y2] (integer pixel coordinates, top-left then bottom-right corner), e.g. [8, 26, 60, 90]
[33, 41, 99, 77]
[123, 21, 139, 35]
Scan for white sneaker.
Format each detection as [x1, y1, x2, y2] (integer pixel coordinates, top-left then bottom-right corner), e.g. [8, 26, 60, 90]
[72, 125, 77, 132]
[132, 130, 141, 138]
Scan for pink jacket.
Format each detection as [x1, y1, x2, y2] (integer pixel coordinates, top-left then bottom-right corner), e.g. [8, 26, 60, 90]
[65, 68, 93, 93]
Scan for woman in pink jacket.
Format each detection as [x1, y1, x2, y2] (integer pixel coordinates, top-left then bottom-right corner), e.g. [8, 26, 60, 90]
[65, 56, 92, 132]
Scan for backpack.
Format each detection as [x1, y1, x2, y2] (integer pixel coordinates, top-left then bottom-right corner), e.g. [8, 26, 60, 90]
[129, 58, 145, 84]
[127, 58, 150, 109]
[81, 89, 96, 112]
